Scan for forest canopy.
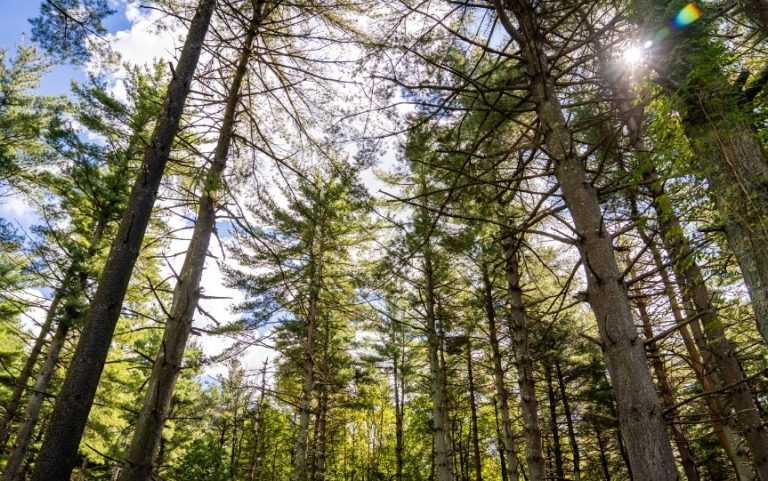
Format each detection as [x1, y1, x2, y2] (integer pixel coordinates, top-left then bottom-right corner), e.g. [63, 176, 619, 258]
[1, 0, 768, 480]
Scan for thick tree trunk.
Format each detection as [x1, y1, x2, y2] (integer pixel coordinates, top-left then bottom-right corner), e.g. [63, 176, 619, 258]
[493, 2, 678, 478]
[481, 262, 520, 481]
[30, 2, 215, 479]
[501, 232, 545, 481]
[466, 339, 483, 481]
[116, 4, 265, 481]
[554, 361, 579, 481]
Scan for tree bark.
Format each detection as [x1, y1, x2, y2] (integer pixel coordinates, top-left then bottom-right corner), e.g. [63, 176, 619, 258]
[493, 2, 679, 478]
[544, 364, 564, 481]
[644, 232, 752, 480]
[293, 216, 326, 481]
[393, 328, 405, 481]
[116, 4, 265, 481]
[466, 339, 483, 481]
[481, 262, 520, 481]
[245, 361, 269, 481]
[29, 2, 215, 478]
[642, 169, 768, 480]
[632, 279, 700, 481]
[2, 320, 69, 481]
[554, 361, 579, 481]
[493, 398, 509, 481]
[425, 253, 454, 481]
[501, 231, 545, 481]
[0, 284, 62, 449]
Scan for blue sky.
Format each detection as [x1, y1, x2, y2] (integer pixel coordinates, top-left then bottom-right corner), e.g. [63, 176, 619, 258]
[0, 0, 131, 96]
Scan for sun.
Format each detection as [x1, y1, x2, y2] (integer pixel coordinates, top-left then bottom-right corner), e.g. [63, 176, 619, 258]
[622, 46, 644, 66]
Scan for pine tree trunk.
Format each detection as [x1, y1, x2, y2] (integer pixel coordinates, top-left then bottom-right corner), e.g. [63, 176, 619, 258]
[493, 398, 509, 481]
[644, 233, 752, 480]
[493, 2, 679, 478]
[0, 284, 63, 448]
[246, 361, 268, 481]
[501, 231, 545, 481]
[481, 262, 519, 481]
[554, 361, 579, 481]
[115, 4, 267, 480]
[632, 281, 700, 481]
[425, 253, 454, 481]
[294, 220, 325, 481]
[594, 424, 612, 481]
[544, 365, 564, 481]
[2, 320, 69, 481]
[393, 336, 405, 481]
[466, 339, 483, 481]
[30, 2, 215, 479]
[642, 167, 768, 479]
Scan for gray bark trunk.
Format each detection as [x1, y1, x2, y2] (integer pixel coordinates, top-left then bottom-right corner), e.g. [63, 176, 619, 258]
[481, 262, 519, 481]
[425, 253, 454, 481]
[116, 4, 262, 480]
[30, 2, 215, 479]
[631, 272, 700, 481]
[2, 320, 69, 481]
[644, 169, 768, 480]
[0, 285, 62, 448]
[494, 2, 678, 478]
[501, 232, 545, 481]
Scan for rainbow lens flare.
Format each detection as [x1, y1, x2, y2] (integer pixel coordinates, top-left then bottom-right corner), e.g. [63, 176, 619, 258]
[673, 3, 702, 28]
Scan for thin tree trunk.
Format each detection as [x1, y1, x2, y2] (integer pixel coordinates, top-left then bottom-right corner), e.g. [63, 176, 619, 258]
[630, 0, 768, 347]
[30, 2, 215, 479]
[4, 217, 107, 480]
[641, 211, 752, 480]
[594, 424, 612, 481]
[501, 231, 545, 481]
[115, 4, 266, 481]
[0, 285, 63, 448]
[246, 361, 269, 481]
[554, 361, 579, 481]
[632, 279, 700, 481]
[393, 332, 405, 481]
[544, 364, 564, 481]
[481, 262, 519, 481]
[425, 253, 454, 481]
[466, 339, 483, 481]
[294, 214, 326, 481]
[493, 3, 679, 478]
[641, 168, 768, 479]
[2, 320, 69, 481]
[493, 398, 509, 481]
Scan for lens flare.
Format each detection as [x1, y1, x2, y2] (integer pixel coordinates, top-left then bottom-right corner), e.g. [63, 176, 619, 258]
[673, 3, 702, 28]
